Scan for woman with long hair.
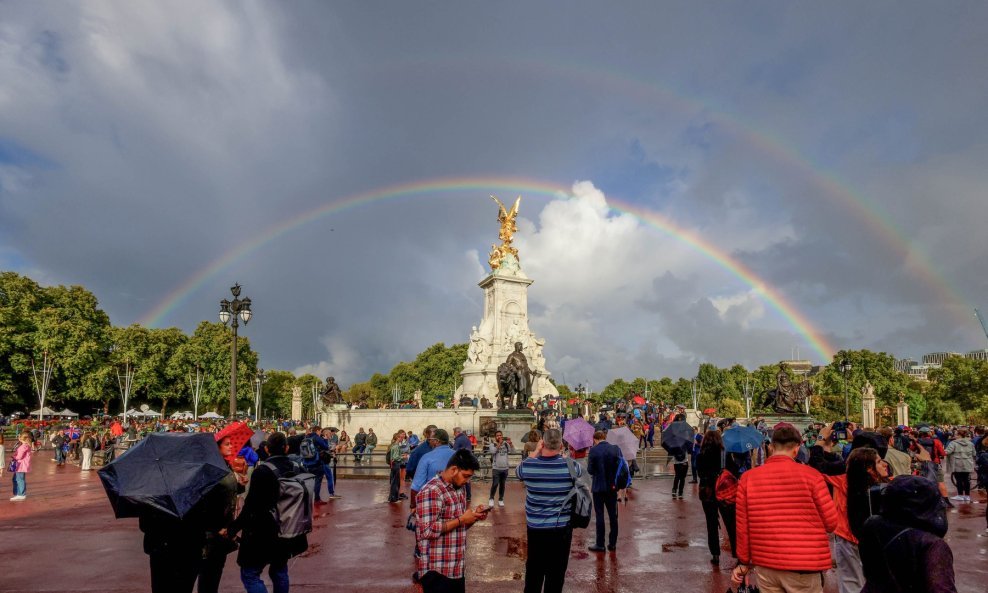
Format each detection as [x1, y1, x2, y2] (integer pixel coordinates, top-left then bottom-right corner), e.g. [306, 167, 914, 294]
[10, 431, 33, 501]
[846, 447, 890, 541]
[696, 429, 737, 564]
[80, 431, 96, 471]
[196, 435, 240, 593]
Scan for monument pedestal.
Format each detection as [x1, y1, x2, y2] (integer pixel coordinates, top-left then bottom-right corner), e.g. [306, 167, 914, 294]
[761, 414, 817, 433]
[481, 409, 536, 446]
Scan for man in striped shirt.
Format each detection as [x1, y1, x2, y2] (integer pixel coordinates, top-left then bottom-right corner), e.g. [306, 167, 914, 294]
[415, 449, 488, 593]
[515, 428, 581, 593]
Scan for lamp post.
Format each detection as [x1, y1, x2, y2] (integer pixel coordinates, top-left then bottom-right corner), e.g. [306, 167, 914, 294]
[219, 283, 252, 417]
[254, 369, 266, 423]
[840, 358, 852, 421]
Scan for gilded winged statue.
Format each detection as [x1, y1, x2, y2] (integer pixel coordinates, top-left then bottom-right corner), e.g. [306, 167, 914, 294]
[489, 195, 521, 270]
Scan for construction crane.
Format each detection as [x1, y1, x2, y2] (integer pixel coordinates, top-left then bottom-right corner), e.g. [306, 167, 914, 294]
[975, 308, 988, 349]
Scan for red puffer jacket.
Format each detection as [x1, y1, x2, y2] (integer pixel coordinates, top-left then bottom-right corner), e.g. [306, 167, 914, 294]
[736, 455, 839, 572]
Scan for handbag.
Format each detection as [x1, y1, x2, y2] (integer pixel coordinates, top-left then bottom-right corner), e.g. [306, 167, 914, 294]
[7, 459, 18, 473]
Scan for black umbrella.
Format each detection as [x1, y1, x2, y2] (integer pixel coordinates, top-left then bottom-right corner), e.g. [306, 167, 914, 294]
[661, 420, 694, 454]
[98, 432, 231, 519]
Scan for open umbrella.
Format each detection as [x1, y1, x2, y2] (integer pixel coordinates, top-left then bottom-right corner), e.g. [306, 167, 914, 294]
[722, 425, 765, 453]
[562, 417, 595, 451]
[661, 421, 694, 454]
[606, 426, 640, 460]
[98, 432, 230, 519]
[632, 395, 646, 406]
[703, 407, 717, 416]
[215, 421, 254, 457]
[249, 429, 267, 448]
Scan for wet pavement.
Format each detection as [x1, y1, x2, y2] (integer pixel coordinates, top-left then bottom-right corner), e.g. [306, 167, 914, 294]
[2, 459, 986, 592]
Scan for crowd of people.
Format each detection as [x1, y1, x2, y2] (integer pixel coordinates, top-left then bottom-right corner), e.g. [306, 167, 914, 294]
[3, 409, 986, 593]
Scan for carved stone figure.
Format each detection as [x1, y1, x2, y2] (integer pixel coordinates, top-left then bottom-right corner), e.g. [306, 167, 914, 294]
[467, 326, 488, 364]
[762, 363, 814, 414]
[862, 381, 875, 400]
[497, 341, 534, 409]
[321, 377, 344, 405]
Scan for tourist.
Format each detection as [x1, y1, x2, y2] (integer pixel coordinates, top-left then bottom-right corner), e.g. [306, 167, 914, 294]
[487, 430, 512, 508]
[301, 426, 330, 504]
[397, 429, 410, 490]
[353, 427, 367, 462]
[522, 429, 540, 458]
[670, 414, 690, 499]
[320, 428, 338, 498]
[0, 431, 5, 480]
[696, 429, 737, 564]
[732, 424, 838, 592]
[690, 433, 702, 483]
[364, 428, 378, 462]
[51, 428, 67, 466]
[197, 435, 241, 593]
[453, 427, 474, 502]
[410, 429, 455, 510]
[878, 427, 912, 477]
[335, 430, 351, 455]
[229, 432, 309, 593]
[516, 428, 582, 593]
[945, 428, 975, 502]
[915, 426, 949, 502]
[586, 430, 622, 553]
[857, 476, 956, 593]
[414, 449, 488, 592]
[80, 430, 96, 471]
[9, 431, 32, 501]
[387, 432, 404, 503]
[406, 426, 437, 484]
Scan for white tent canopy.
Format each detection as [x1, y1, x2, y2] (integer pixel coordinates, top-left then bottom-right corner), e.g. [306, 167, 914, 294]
[142, 410, 162, 417]
[198, 411, 223, 419]
[29, 406, 59, 416]
[56, 408, 78, 417]
[170, 411, 194, 419]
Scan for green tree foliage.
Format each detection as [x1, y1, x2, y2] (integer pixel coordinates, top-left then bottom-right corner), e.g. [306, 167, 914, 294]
[344, 343, 468, 408]
[259, 369, 296, 418]
[927, 356, 988, 423]
[166, 321, 258, 414]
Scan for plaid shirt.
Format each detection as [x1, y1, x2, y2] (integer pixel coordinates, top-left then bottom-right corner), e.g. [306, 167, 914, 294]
[415, 474, 467, 578]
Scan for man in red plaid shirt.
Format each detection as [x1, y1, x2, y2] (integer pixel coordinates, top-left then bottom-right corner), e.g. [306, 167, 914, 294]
[415, 449, 489, 593]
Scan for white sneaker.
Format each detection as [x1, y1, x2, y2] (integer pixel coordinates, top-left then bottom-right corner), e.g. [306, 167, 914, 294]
[950, 495, 965, 501]
[488, 498, 495, 508]
[498, 500, 504, 507]
[965, 496, 972, 502]
[10, 495, 25, 501]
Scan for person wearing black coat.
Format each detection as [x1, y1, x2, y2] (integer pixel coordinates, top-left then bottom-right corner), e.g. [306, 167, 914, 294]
[229, 432, 308, 593]
[858, 476, 957, 593]
[586, 431, 623, 552]
[695, 430, 737, 564]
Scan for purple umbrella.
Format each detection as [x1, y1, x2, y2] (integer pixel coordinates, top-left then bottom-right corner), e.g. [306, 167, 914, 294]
[563, 417, 595, 450]
[606, 426, 641, 460]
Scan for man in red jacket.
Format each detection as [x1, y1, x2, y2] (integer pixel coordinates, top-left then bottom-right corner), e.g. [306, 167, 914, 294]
[733, 424, 839, 593]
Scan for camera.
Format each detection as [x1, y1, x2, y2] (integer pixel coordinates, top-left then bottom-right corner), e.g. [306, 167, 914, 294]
[832, 421, 848, 442]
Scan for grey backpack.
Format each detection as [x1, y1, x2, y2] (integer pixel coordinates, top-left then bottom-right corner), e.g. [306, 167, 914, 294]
[262, 460, 315, 539]
[562, 458, 592, 529]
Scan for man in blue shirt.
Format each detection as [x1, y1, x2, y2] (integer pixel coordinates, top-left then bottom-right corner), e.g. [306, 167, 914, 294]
[410, 428, 454, 510]
[516, 428, 581, 593]
[301, 426, 331, 504]
[406, 425, 437, 483]
[586, 430, 622, 552]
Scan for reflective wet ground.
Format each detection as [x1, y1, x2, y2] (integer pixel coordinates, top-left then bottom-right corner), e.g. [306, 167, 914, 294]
[2, 461, 985, 592]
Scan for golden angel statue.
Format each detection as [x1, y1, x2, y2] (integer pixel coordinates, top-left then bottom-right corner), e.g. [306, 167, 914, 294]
[490, 195, 520, 244]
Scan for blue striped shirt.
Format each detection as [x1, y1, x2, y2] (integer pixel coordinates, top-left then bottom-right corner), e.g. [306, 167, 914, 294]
[515, 454, 580, 529]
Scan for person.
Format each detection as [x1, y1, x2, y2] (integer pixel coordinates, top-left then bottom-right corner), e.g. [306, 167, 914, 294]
[858, 476, 956, 593]
[670, 414, 690, 499]
[487, 430, 512, 508]
[523, 429, 540, 458]
[410, 429, 455, 510]
[301, 426, 330, 504]
[364, 428, 378, 462]
[945, 428, 975, 502]
[51, 429, 67, 466]
[387, 432, 404, 503]
[0, 431, 5, 480]
[414, 449, 488, 593]
[80, 431, 96, 471]
[696, 429, 737, 564]
[9, 431, 32, 501]
[229, 432, 308, 593]
[335, 430, 351, 455]
[406, 426, 437, 484]
[690, 433, 702, 483]
[879, 427, 912, 477]
[320, 428, 338, 499]
[197, 436, 241, 593]
[353, 427, 368, 462]
[453, 427, 474, 502]
[516, 428, 581, 593]
[586, 430, 622, 552]
[732, 424, 839, 592]
[915, 426, 949, 502]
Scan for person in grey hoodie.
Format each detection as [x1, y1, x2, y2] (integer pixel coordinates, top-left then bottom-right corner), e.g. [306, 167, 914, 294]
[945, 428, 975, 502]
[487, 431, 513, 507]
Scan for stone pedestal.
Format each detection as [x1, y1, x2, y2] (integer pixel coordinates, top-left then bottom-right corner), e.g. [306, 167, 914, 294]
[862, 395, 876, 429]
[896, 400, 909, 427]
[761, 414, 817, 433]
[455, 265, 558, 407]
[493, 409, 537, 447]
[290, 386, 302, 422]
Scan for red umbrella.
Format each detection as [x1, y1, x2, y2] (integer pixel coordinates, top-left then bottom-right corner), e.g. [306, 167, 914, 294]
[703, 408, 717, 416]
[214, 421, 253, 463]
[632, 395, 646, 405]
[567, 398, 580, 405]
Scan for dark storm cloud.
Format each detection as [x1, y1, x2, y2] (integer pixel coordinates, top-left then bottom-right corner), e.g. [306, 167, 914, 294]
[2, 1, 987, 387]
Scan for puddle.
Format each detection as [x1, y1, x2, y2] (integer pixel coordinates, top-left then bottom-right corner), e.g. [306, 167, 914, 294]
[498, 535, 528, 559]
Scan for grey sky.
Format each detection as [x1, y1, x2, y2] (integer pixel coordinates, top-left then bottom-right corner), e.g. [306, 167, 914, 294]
[2, 2, 987, 388]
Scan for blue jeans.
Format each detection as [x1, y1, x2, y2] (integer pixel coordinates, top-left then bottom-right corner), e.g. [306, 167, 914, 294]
[12, 472, 26, 496]
[322, 462, 335, 495]
[308, 465, 326, 501]
[240, 562, 288, 593]
[55, 447, 65, 464]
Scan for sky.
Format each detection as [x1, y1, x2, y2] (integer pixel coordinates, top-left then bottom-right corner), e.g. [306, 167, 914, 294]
[2, 1, 987, 390]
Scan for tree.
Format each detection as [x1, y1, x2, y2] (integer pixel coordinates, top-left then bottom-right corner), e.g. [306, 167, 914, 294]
[179, 321, 258, 414]
[0, 272, 46, 409]
[927, 356, 988, 423]
[259, 369, 296, 418]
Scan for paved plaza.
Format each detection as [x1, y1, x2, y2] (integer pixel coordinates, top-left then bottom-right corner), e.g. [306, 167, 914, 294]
[1, 461, 986, 593]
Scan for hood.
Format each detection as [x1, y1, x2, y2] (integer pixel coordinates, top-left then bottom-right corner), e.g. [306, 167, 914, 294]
[879, 476, 947, 537]
[951, 437, 973, 449]
[851, 431, 888, 459]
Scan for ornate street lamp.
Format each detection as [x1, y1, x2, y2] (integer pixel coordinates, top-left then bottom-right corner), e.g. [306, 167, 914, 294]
[219, 283, 252, 417]
[254, 369, 266, 423]
[839, 358, 852, 421]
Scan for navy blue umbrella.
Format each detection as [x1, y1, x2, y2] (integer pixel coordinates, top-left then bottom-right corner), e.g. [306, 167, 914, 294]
[722, 425, 765, 453]
[98, 432, 230, 519]
[661, 421, 694, 453]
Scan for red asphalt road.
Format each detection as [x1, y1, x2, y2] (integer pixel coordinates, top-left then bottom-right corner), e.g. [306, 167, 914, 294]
[1, 459, 986, 593]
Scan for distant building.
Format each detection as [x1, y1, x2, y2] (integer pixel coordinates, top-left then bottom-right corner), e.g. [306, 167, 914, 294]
[894, 358, 919, 373]
[922, 352, 962, 366]
[966, 349, 988, 362]
[783, 359, 813, 376]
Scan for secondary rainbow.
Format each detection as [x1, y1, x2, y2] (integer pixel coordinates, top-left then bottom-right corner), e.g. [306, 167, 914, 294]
[139, 176, 836, 361]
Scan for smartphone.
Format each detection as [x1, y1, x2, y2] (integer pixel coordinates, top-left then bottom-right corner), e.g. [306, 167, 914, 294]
[477, 505, 493, 513]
